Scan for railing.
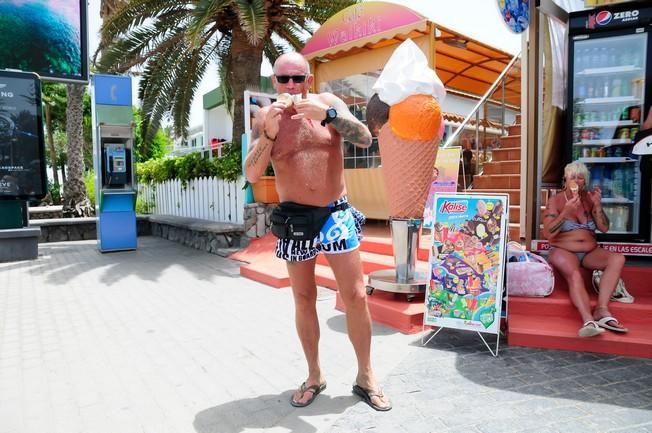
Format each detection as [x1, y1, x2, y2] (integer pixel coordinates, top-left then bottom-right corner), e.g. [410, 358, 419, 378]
[138, 176, 245, 224]
[443, 53, 522, 190]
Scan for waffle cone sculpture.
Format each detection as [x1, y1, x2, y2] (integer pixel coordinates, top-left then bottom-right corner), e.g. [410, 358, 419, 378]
[378, 94, 442, 218]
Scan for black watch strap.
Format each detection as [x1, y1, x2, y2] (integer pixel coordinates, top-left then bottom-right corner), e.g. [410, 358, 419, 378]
[321, 106, 337, 127]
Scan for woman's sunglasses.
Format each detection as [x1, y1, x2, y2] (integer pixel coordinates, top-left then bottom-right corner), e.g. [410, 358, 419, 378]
[276, 75, 307, 84]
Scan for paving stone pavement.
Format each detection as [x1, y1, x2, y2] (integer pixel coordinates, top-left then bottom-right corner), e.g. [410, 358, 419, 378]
[1, 237, 651, 433]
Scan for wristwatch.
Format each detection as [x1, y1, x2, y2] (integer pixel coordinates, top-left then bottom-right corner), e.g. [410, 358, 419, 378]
[321, 106, 337, 127]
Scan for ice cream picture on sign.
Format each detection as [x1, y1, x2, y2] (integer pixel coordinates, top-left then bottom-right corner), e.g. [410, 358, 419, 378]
[369, 38, 446, 219]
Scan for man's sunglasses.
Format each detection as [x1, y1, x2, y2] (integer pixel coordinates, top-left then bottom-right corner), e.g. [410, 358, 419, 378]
[276, 75, 307, 84]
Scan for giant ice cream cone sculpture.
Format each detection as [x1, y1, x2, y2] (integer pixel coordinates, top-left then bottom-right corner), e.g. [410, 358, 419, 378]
[371, 39, 446, 219]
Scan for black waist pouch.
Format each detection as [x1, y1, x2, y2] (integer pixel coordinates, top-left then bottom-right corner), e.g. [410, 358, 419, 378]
[271, 201, 347, 241]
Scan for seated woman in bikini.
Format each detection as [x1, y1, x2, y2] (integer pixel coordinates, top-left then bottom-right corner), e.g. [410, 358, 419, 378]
[543, 161, 627, 337]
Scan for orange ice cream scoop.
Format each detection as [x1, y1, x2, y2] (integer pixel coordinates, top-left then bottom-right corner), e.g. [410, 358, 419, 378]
[388, 94, 442, 141]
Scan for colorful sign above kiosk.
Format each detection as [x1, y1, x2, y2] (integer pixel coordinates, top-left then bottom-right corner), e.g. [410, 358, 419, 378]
[302, 1, 427, 58]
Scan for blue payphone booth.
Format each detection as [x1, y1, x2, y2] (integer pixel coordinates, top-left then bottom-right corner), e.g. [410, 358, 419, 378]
[91, 75, 137, 252]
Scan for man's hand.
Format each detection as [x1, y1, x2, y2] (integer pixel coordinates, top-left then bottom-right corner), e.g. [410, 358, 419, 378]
[264, 100, 292, 138]
[291, 98, 329, 121]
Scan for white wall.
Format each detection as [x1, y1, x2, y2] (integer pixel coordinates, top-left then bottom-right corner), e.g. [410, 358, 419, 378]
[204, 105, 233, 143]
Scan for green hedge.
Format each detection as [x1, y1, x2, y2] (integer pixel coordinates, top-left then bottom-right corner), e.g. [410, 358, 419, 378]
[136, 143, 241, 185]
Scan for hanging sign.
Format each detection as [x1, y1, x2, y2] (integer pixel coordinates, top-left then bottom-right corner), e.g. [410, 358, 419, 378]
[425, 193, 509, 334]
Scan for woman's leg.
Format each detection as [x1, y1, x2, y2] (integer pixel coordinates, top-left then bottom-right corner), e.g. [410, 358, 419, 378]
[581, 247, 625, 310]
[548, 248, 593, 323]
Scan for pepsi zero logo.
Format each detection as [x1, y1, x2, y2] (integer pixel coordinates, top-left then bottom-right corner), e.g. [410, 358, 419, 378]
[613, 10, 640, 23]
[595, 10, 612, 25]
[439, 200, 468, 214]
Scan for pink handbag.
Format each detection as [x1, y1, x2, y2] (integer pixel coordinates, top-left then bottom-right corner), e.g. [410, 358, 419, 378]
[506, 242, 554, 297]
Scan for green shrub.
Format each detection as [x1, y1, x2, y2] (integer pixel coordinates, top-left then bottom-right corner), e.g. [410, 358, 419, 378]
[136, 145, 242, 185]
[47, 181, 62, 205]
[84, 170, 96, 209]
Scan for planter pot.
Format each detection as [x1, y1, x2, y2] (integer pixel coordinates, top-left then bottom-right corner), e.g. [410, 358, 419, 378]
[252, 176, 279, 204]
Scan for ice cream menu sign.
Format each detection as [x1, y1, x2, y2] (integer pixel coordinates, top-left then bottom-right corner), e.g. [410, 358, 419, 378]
[425, 193, 509, 335]
[0, 71, 46, 199]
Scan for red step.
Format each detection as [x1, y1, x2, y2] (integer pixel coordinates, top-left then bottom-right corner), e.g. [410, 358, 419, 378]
[335, 290, 427, 334]
[508, 264, 652, 358]
[508, 314, 652, 358]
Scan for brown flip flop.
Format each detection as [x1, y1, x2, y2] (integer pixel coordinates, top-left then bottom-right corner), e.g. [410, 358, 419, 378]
[352, 384, 392, 411]
[290, 381, 327, 407]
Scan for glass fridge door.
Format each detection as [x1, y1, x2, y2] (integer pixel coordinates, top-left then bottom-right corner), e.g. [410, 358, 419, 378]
[571, 32, 647, 235]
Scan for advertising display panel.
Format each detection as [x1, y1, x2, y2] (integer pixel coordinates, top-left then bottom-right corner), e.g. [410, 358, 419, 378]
[0, 0, 88, 82]
[0, 70, 46, 199]
[425, 193, 509, 335]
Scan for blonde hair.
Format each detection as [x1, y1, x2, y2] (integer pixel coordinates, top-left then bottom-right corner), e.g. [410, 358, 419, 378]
[564, 161, 590, 186]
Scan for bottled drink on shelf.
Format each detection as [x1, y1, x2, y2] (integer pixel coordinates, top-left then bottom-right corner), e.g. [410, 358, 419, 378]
[576, 79, 586, 99]
[591, 47, 601, 68]
[621, 77, 631, 96]
[611, 78, 622, 97]
[608, 47, 618, 67]
[599, 47, 609, 68]
[601, 77, 610, 98]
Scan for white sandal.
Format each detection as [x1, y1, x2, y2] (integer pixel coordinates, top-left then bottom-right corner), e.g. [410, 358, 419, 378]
[578, 320, 605, 337]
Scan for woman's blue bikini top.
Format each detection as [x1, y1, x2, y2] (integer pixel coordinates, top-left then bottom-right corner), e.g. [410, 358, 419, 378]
[559, 219, 596, 232]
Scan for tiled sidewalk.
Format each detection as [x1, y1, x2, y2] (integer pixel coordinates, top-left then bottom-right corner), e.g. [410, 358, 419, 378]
[1, 237, 651, 433]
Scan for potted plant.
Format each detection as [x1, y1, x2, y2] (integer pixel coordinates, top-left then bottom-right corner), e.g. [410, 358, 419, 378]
[252, 164, 279, 203]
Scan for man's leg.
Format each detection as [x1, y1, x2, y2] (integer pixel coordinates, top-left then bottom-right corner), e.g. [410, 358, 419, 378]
[325, 249, 390, 409]
[286, 258, 325, 405]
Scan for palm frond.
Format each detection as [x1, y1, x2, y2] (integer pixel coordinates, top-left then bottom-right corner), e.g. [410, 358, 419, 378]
[187, 0, 231, 46]
[234, 0, 268, 46]
[263, 41, 285, 67]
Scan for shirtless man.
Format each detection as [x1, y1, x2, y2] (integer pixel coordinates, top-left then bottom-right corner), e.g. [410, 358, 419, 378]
[244, 52, 391, 411]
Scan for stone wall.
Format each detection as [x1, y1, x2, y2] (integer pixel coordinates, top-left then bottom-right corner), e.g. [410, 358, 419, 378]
[28, 206, 64, 220]
[149, 215, 246, 256]
[30, 217, 151, 243]
[244, 203, 277, 238]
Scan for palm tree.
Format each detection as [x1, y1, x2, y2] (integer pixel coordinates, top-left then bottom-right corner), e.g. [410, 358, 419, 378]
[97, 0, 358, 147]
[42, 83, 67, 186]
[62, 83, 91, 217]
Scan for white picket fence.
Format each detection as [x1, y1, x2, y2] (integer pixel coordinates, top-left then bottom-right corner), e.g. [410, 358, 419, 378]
[138, 176, 245, 224]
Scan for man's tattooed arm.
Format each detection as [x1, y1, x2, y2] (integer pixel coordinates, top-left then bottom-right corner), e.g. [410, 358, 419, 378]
[328, 96, 372, 147]
[244, 109, 274, 182]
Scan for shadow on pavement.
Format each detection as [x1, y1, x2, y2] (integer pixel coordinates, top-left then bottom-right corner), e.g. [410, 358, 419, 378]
[194, 392, 356, 433]
[325, 313, 399, 337]
[0, 236, 241, 287]
[411, 327, 652, 411]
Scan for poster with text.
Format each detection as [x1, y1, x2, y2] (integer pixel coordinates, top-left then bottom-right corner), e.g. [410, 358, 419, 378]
[424, 193, 509, 334]
[0, 70, 46, 199]
[423, 147, 461, 228]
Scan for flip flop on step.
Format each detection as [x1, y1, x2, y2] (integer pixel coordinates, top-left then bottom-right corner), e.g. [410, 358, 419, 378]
[352, 384, 392, 411]
[578, 321, 605, 337]
[290, 381, 326, 408]
[595, 315, 628, 333]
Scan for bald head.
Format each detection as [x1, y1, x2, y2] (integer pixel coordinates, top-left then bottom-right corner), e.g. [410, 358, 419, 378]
[273, 52, 310, 75]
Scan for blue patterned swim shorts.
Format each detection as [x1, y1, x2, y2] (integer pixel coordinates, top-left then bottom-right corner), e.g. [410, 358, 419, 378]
[274, 196, 365, 262]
